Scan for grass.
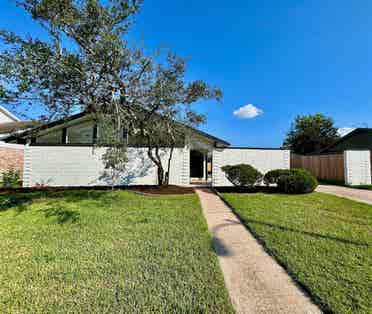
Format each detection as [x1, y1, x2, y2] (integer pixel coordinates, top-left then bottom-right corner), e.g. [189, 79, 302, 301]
[0, 190, 233, 313]
[319, 179, 372, 190]
[348, 184, 372, 190]
[221, 192, 372, 314]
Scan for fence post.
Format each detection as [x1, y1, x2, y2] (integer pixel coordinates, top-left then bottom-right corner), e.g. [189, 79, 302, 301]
[344, 150, 371, 185]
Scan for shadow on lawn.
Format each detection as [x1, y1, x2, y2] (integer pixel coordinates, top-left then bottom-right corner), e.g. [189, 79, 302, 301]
[0, 196, 30, 213]
[244, 218, 370, 247]
[0, 190, 109, 214]
[321, 212, 372, 228]
[39, 206, 80, 224]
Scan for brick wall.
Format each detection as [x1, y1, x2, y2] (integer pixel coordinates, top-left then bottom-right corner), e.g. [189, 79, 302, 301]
[212, 148, 290, 186]
[0, 146, 24, 177]
[23, 146, 185, 187]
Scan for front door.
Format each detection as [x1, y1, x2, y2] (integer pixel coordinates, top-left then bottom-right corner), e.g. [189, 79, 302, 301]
[190, 150, 204, 178]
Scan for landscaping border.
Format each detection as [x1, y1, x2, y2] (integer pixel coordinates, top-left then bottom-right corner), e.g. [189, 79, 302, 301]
[0, 185, 195, 195]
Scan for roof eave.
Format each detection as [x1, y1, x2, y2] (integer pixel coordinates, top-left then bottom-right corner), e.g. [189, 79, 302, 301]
[0, 105, 20, 122]
[3, 111, 231, 146]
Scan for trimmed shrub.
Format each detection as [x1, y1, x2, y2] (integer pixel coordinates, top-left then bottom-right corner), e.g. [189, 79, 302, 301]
[277, 169, 318, 194]
[264, 169, 292, 185]
[221, 164, 262, 187]
[1, 169, 21, 188]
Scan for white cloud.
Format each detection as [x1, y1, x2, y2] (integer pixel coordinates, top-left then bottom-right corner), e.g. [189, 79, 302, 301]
[338, 127, 355, 137]
[233, 104, 263, 119]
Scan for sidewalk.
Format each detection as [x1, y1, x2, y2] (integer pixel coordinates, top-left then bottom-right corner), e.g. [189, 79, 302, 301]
[196, 188, 321, 314]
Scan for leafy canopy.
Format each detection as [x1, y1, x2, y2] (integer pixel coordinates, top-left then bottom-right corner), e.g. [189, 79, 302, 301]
[283, 114, 340, 154]
[0, 0, 222, 185]
[0, 0, 221, 131]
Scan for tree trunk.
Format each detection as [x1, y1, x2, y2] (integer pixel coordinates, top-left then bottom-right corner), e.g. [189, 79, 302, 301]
[164, 146, 174, 185]
[147, 146, 166, 186]
[157, 166, 165, 186]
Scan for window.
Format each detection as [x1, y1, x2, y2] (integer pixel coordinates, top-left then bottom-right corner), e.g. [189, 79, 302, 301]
[35, 130, 63, 144]
[67, 122, 94, 144]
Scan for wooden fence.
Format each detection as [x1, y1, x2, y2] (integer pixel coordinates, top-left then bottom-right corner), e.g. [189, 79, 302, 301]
[291, 153, 345, 182]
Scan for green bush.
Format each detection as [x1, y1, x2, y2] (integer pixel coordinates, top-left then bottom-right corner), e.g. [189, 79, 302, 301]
[221, 164, 262, 187]
[277, 168, 318, 194]
[1, 169, 21, 188]
[264, 169, 292, 185]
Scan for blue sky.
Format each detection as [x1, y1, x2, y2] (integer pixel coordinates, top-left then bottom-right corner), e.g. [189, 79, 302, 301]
[1, 1, 372, 147]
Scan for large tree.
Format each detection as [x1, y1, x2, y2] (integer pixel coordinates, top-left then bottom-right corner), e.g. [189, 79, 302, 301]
[284, 113, 340, 154]
[0, 0, 221, 185]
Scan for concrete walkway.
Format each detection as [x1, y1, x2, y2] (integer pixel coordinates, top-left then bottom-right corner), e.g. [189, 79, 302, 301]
[317, 184, 372, 205]
[196, 188, 321, 314]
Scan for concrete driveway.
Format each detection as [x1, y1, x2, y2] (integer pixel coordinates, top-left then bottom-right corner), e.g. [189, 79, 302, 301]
[316, 185, 372, 205]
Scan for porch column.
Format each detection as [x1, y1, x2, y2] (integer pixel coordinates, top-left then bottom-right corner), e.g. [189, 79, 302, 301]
[203, 153, 207, 180]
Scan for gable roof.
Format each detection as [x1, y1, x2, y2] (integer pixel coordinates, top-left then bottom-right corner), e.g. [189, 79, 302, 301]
[320, 128, 372, 153]
[3, 111, 230, 146]
[0, 105, 20, 122]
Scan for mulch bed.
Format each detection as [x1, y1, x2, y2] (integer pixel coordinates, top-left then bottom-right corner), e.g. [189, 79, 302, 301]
[0, 185, 195, 195]
[128, 185, 195, 195]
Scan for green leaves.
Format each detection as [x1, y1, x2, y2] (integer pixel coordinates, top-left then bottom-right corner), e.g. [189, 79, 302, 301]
[284, 113, 340, 154]
[222, 164, 263, 187]
[1, 0, 222, 185]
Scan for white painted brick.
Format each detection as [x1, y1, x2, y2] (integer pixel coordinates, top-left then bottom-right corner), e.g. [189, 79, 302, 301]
[25, 146, 185, 187]
[212, 148, 290, 186]
[344, 150, 371, 185]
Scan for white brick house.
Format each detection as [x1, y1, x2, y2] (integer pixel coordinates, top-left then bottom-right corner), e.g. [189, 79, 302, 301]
[4, 112, 290, 187]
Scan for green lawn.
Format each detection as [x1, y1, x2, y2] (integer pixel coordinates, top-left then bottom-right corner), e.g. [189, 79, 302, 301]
[0, 190, 233, 313]
[348, 185, 372, 191]
[222, 192, 372, 314]
[319, 179, 372, 191]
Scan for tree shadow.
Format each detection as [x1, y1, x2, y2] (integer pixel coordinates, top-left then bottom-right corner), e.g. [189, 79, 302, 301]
[0, 195, 34, 213]
[211, 235, 231, 256]
[319, 207, 372, 225]
[321, 211, 372, 228]
[39, 206, 80, 224]
[0, 190, 108, 215]
[99, 149, 154, 185]
[210, 219, 242, 256]
[243, 218, 370, 247]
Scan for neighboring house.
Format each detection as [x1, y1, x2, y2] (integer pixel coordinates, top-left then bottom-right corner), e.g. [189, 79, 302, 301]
[0, 105, 36, 140]
[321, 128, 372, 153]
[0, 104, 20, 124]
[291, 128, 372, 186]
[4, 112, 290, 187]
[0, 105, 34, 177]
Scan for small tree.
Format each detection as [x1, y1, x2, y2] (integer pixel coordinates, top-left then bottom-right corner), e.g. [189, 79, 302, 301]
[283, 114, 340, 154]
[134, 54, 221, 185]
[1, 169, 21, 188]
